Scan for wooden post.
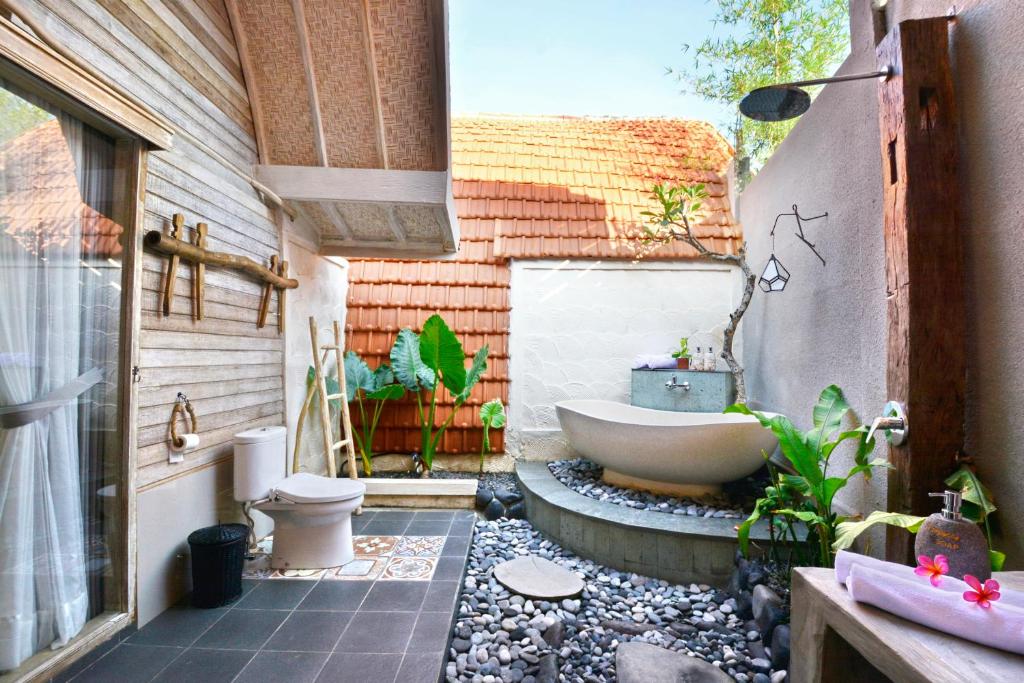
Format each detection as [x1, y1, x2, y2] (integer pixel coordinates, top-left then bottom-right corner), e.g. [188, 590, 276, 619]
[277, 260, 288, 334]
[876, 17, 964, 563]
[257, 255, 278, 329]
[162, 213, 184, 315]
[192, 222, 207, 320]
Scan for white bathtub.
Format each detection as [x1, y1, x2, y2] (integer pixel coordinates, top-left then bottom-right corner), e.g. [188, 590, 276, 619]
[554, 400, 779, 496]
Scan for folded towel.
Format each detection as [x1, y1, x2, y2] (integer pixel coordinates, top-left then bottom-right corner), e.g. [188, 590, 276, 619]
[835, 550, 1024, 610]
[631, 354, 677, 370]
[846, 564, 1024, 655]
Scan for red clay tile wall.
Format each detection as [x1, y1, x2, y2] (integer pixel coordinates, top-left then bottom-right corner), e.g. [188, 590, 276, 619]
[346, 116, 741, 455]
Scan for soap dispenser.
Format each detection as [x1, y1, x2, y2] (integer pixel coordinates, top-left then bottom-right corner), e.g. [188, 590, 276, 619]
[914, 490, 991, 581]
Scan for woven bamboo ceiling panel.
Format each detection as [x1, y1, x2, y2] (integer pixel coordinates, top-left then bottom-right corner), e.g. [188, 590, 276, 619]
[228, 0, 456, 256]
[346, 115, 741, 455]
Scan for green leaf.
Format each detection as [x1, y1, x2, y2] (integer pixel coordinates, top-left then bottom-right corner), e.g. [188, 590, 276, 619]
[832, 511, 927, 552]
[371, 364, 395, 391]
[390, 328, 434, 391]
[726, 403, 821, 486]
[807, 384, 849, 455]
[479, 398, 506, 429]
[820, 477, 847, 511]
[458, 345, 489, 402]
[343, 351, 374, 400]
[776, 508, 826, 525]
[420, 314, 467, 396]
[736, 506, 761, 556]
[366, 384, 404, 401]
[945, 466, 997, 523]
[991, 549, 1007, 572]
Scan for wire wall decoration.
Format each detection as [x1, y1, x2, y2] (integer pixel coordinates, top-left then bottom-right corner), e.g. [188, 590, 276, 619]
[758, 204, 828, 293]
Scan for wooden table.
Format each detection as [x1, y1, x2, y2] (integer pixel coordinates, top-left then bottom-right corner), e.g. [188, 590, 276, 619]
[791, 567, 1024, 683]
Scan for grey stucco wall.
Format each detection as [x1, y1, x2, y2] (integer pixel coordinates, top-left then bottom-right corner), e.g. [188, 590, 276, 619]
[739, 0, 1024, 565]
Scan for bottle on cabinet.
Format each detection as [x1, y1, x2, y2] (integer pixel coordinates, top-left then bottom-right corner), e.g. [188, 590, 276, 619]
[704, 346, 715, 372]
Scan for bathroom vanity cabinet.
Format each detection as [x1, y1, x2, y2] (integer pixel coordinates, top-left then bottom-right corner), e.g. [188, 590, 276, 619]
[630, 369, 736, 413]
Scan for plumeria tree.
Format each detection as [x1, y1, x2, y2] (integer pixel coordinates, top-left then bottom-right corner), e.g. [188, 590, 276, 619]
[639, 182, 755, 402]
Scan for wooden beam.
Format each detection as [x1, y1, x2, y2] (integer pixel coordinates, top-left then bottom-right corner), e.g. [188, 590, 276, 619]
[323, 203, 355, 240]
[224, 0, 270, 164]
[254, 165, 449, 204]
[359, 0, 389, 169]
[876, 17, 964, 563]
[385, 206, 407, 242]
[290, 0, 328, 166]
[319, 240, 458, 260]
[145, 229, 298, 289]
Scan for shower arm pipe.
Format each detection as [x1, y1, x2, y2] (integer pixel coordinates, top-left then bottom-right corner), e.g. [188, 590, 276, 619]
[0, 0, 297, 221]
[763, 67, 892, 90]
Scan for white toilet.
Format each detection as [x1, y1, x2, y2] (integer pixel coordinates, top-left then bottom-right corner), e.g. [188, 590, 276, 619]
[233, 426, 365, 569]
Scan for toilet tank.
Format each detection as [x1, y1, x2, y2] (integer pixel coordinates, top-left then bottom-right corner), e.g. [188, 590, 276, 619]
[233, 426, 287, 502]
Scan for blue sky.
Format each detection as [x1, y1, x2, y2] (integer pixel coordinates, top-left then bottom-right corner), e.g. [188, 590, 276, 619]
[449, 0, 734, 125]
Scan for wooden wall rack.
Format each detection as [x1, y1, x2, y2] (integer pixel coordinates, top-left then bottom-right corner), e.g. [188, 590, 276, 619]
[146, 213, 297, 330]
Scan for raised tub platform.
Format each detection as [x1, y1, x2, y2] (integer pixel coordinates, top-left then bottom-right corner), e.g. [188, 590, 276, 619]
[517, 461, 771, 586]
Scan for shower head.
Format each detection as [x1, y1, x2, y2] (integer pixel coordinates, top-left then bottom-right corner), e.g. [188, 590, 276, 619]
[739, 68, 892, 121]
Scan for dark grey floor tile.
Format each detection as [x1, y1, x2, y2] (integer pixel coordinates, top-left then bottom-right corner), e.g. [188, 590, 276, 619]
[447, 517, 476, 537]
[421, 581, 460, 612]
[404, 520, 451, 536]
[264, 611, 353, 652]
[373, 510, 415, 521]
[151, 648, 254, 683]
[360, 581, 428, 612]
[298, 580, 371, 611]
[441, 535, 471, 557]
[350, 511, 376, 533]
[432, 556, 466, 581]
[128, 604, 226, 647]
[316, 652, 400, 683]
[413, 510, 455, 521]
[53, 630, 125, 682]
[234, 651, 328, 683]
[359, 520, 410, 536]
[407, 611, 452, 653]
[72, 644, 183, 683]
[396, 652, 444, 683]
[335, 611, 417, 653]
[193, 609, 287, 650]
[452, 510, 476, 520]
[235, 579, 315, 610]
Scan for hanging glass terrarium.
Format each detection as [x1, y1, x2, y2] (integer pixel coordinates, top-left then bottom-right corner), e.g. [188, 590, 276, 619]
[759, 253, 790, 292]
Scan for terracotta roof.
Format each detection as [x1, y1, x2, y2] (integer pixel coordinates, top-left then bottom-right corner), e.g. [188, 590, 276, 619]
[0, 119, 122, 258]
[347, 115, 739, 454]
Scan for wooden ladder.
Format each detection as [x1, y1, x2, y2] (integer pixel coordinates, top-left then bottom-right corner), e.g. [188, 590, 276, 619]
[306, 317, 358, 481]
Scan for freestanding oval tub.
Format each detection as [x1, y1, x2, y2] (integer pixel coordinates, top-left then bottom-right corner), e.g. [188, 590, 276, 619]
[555, 400, 779, 496]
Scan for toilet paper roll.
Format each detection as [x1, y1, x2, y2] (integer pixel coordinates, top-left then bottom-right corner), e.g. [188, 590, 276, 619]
[171, 433, 200, 453]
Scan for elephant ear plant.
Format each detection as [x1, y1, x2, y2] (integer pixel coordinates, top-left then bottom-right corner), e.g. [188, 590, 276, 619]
[478, 399, 506, 473]
[390, 314, 488, 471]
[727, 384, 890, 568]
[343, 351, 404, 476]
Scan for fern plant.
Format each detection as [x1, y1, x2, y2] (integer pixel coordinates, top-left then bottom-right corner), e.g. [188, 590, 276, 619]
[390, 314, 488, 470]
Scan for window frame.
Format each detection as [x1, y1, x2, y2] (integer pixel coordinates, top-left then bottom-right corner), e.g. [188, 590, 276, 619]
[0, 41, 148, 683]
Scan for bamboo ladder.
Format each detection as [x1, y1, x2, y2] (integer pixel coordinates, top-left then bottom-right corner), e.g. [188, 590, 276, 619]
[294, 317, 358, 484]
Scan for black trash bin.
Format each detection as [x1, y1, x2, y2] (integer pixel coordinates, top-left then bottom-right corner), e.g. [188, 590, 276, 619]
[187, 523, 248, 608]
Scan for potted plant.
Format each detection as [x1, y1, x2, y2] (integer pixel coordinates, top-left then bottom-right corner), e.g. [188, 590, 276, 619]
[670, 337, 692, 369]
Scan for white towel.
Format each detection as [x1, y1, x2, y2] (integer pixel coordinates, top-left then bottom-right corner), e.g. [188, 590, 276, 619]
[846, 563, 1024, 655]
[631, 354, 677, 370]
[835, 550, 1024, 610]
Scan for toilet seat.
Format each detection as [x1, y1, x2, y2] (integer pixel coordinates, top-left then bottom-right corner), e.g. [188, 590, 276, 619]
[271, 472, 366, 504]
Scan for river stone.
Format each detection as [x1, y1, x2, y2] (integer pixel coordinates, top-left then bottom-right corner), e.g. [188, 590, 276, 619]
[616, 642, 732, 683]
[493, 555, 584, 599]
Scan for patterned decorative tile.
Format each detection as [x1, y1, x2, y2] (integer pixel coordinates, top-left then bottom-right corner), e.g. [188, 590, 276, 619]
[322, 557, 387, 581]
[393, 536, 445, 557]
[353, 535, 399, 556]
[379, 556, 437, 581]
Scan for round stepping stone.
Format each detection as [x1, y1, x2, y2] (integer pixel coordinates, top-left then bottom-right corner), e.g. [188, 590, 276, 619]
[493, 555, 584, 599]
[616, 642, 732, 683]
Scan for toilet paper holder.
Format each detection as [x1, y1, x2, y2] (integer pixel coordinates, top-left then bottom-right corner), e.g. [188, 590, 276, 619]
[169, 392, 198, 449]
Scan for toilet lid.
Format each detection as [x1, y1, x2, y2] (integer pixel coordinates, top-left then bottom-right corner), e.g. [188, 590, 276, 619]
[272, 472, 366, 503]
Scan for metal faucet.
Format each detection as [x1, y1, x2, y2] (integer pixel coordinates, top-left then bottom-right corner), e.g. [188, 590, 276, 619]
[867, 401, 908, 445]
[664, 376, 691, 392]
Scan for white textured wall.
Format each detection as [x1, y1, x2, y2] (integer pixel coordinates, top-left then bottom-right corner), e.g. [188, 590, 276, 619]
[508, 260, 741, 460]
[741, 0, 1024, 565]
[283, 232, 349, 474]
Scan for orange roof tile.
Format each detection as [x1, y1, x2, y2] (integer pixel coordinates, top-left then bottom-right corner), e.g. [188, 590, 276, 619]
[347, 115, 740, 454]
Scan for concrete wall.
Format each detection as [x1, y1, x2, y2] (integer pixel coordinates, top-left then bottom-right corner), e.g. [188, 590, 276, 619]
[739, 0, 1024, 564]
[508, 259, 741, 460]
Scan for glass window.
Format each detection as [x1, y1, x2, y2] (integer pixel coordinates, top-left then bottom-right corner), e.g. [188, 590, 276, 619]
[0, 77, 127, 673]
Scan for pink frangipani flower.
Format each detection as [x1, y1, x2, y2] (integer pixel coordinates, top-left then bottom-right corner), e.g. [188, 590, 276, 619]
[914, 554, 949, 587]
[963, 575, 1001, 609]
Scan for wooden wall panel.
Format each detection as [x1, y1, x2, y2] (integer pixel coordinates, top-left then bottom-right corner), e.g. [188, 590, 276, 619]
[17, 0, 284, 489]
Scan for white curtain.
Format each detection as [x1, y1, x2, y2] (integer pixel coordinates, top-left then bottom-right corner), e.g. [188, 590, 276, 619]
[0, 85, 108, 671]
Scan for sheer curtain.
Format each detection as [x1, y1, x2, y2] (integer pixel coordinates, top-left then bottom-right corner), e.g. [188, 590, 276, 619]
[0, 82, 118, 671]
